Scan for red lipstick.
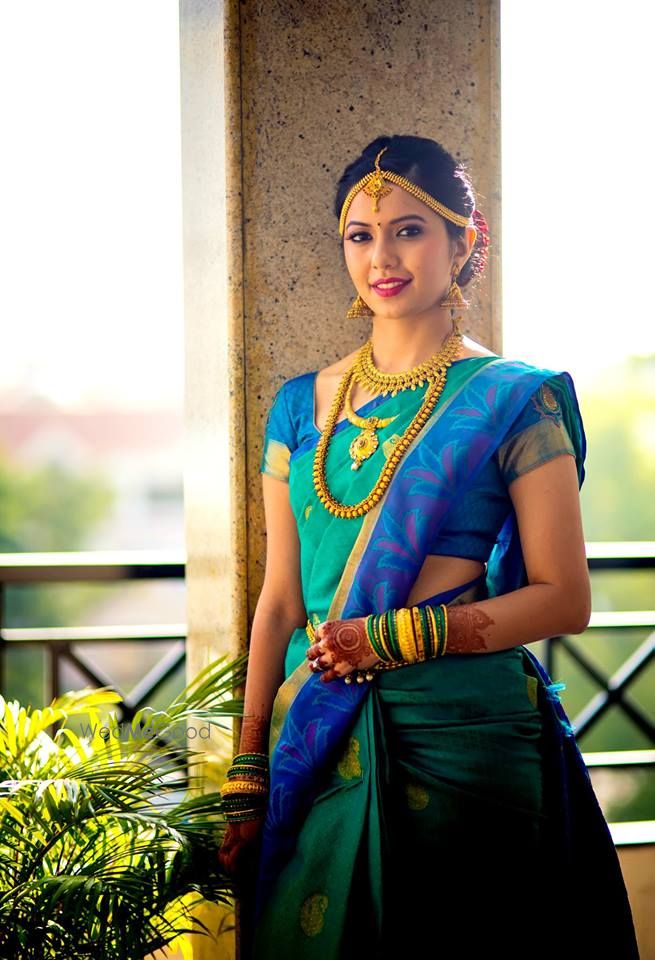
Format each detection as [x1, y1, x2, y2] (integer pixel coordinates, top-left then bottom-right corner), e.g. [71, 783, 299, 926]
[371, 277, 412, 298]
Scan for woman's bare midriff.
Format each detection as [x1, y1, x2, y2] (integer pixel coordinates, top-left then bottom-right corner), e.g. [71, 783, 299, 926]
[406, 555, 485, 606]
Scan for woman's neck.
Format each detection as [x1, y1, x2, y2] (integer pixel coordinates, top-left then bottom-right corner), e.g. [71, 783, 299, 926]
[369, 310, 458, 373]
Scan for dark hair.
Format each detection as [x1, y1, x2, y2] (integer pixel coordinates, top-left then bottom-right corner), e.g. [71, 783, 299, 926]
[334, 134, 490, 288]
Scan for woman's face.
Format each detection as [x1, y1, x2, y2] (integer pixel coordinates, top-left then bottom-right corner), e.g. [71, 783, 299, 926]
[342, 184, 474, 320]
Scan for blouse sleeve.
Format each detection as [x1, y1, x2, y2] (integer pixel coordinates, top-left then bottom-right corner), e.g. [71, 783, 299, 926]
[496, 377, 577, 486]
[260, 382, 297, 483]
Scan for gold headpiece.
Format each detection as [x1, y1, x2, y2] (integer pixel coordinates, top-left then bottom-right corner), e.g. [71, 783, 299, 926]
[338, 147, 472, 236]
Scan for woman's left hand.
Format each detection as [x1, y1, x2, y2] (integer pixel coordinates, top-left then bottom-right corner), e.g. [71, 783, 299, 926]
[305, 617, 381, 683]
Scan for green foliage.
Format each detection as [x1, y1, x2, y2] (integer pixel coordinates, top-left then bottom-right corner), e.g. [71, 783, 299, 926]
[579, 355, 655, 541]
[0, 454, 115, 554]
[0, 654, 247, 960]
[0, 449, 116, 634]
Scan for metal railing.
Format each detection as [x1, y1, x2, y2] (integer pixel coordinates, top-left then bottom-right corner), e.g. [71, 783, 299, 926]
[546, 543, 655, 778]
[1, 544, 654, 842]
[0, 551, 186, 722]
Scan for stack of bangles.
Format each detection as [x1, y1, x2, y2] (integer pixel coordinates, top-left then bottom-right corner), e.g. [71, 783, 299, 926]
[219, 752, 269, 822]
[306, 603, 449, 684]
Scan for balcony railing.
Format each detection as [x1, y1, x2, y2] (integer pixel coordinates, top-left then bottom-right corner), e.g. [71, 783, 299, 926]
[0, 550, 185, 722]
[1, 544, 654, 843]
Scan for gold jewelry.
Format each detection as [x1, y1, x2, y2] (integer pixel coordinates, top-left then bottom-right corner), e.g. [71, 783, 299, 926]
[344, 377, 397, 471]
[440, 263, 469, 309]
[397, 608, 417, 663]
[353, 320, 463, 397]
[412, 607, 426, 661]
[346, 293, 374, 319]
[339, 147, 472, 236]
[220, 780, 269, 797]
[441, 603, 449, 656]
[426, 605, 438, 658]
[344, 669, 377, 684]
[312, 324, 463, 519]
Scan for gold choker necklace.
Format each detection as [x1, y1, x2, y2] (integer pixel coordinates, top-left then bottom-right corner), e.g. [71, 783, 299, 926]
[313, 324, 464, 518]
[354, 325, 463, 396]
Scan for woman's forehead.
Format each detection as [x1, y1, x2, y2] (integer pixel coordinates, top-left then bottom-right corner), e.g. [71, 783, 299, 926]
[345, 184, 440, 227]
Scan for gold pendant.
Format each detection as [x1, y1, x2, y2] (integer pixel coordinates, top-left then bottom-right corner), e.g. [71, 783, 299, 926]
[349, 427, 379, 470]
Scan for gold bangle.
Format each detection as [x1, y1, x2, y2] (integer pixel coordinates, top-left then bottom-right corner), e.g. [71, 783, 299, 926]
[423, 605, 436, 658]
[397, 608, 417, 663]
[411, 606, 426, 660]
[380, 613, 393, 660]
[220, 780, 269, 798]
[426, 606, 440, 658]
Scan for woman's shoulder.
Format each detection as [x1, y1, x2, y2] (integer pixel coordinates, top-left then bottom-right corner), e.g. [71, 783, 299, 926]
[457, 336, 498, 360]
[313, 348, 361, 382]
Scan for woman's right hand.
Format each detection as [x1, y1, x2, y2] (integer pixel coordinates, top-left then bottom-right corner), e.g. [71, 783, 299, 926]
[218, 815, 265, 883]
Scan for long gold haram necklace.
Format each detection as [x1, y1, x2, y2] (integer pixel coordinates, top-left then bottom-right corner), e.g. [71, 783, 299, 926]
[313, 324, 464, 519]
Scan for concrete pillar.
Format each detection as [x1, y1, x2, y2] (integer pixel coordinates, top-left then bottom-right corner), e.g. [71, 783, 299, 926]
[180, 1, 500, 956]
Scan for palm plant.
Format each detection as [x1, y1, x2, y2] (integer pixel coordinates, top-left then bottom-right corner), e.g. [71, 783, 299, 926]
[0, 654, 247, 960]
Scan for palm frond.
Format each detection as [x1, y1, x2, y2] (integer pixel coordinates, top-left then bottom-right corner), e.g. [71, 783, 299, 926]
[0, 654, 246, 958]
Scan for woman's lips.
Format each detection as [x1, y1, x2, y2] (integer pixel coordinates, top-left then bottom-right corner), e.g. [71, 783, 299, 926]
[371, 278, 412, 298]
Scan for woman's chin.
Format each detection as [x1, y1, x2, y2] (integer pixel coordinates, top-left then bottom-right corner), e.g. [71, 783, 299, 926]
[371, 302, 438, 323]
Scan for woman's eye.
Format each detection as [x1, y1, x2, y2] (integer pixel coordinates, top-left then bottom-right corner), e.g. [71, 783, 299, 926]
[347, 226, 422, 243]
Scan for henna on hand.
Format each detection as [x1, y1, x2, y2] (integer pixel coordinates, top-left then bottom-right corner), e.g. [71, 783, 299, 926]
[306, 617, 380, 683]
[238, 713, 270, 754]
[445, 604, 493, 653]
[323, 619, 371, 666]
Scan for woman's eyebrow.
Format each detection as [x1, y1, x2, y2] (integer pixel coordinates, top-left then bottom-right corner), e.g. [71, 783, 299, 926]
[345, 214, 428, 230]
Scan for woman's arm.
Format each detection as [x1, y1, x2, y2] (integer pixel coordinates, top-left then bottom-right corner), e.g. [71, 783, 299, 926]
[307, 452, 591, 681]
[445, 451, 591, 652]
[238, 473, 307, 752]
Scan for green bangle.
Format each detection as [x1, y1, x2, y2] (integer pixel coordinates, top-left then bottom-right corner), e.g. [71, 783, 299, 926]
[222, 796, 267, 809]
[417, 606, 431, 659]
[425, 608, 439, 660]
[366, 615, 387, 661]
[387, 608, 402, 660]
[377, 613, 394, 661]
[378, 613, 392, 660]
[437, 604, 448, 657]
[227, 765, 269, 778]
[232, 753, 269, 767]
[430, 604, 447, 657]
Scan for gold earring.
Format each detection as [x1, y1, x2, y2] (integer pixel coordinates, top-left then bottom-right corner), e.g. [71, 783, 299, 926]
[440, 264, 469, 309]
[346, 294, 374, 319]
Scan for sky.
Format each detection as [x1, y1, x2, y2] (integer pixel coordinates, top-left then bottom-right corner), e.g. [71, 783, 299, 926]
[0, 2, 653, 409]
[0, 2, 183, 411]
[501, 1, 655, 387]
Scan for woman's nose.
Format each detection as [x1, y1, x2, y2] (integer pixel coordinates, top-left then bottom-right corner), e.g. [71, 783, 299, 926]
[371, 234, 399, 271]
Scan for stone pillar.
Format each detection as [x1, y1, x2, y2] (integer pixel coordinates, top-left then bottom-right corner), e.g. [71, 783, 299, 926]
[180, 1, 500, 956]
[180, 1, 245, 957]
